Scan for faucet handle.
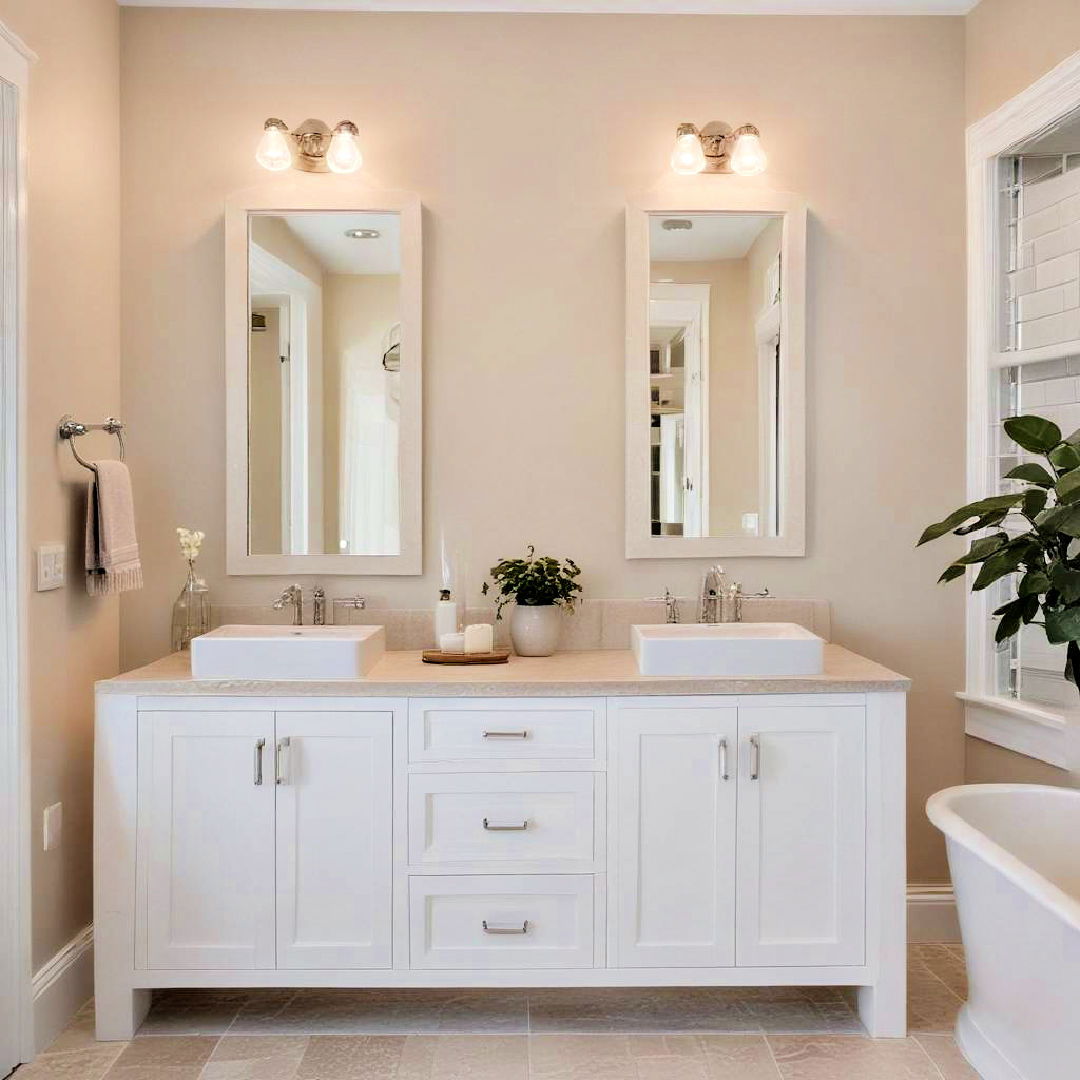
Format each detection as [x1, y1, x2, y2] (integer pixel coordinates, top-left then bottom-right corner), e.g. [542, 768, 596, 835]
[645, 588, 680, 623]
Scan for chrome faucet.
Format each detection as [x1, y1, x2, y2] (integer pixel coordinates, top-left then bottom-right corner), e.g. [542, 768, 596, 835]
[646, 587, 680, 624]
[723, 582, 771, 623]
[272, 584, 304, 626]
[312, 587, 327, 626]
[700, 565, 727, 624]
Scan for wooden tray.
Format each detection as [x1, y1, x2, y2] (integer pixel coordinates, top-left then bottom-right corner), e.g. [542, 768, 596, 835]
[422, 649, 510, 665]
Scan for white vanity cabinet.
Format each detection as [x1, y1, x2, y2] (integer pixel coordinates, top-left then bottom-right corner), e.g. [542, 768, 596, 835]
[95, 674, 906, 1043]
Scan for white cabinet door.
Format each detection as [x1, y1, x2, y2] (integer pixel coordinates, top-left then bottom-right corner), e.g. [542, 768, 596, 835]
[140, 711, 276, 970]
[275, 712, 392, 969]
[612, 703, 737, 967]
[736, 705, 866, 967]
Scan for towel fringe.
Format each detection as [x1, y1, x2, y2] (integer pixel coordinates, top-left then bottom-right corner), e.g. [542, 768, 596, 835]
[86, 564, 144, 597]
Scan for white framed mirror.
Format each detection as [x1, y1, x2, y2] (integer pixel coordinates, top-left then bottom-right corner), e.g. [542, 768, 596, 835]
[625, 191, 806, 558]
[225, 185, 422, 575]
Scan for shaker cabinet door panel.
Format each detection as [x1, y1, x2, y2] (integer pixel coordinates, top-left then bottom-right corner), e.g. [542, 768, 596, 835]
[612, 704, 738, 967]
[736, 706, 866, 967]
[139, 711, 276, 970]
[275, 712, 393, 970]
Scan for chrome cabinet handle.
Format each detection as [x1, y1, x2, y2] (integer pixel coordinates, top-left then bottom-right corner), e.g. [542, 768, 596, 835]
[483, 818, 529, 831]
[749, 734, 760, 781]
[254, 738, 265, 786]
[275, 737, 291, 785]
[482, 920, 529, 935]
[718, 736, 729, 781]
[482, 730, 529, 739]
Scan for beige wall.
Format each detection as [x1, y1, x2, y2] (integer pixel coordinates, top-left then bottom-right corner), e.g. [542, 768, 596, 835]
[118, 10, 966, 882]
[966, 0, 1080, 123]
[966, 736, 1071, 786]
[0, 0, 121, 969]
[650, 258, 759, 535]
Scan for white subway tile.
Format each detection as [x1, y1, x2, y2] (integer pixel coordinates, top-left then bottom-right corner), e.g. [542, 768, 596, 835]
[1021, 309, 1080, 351]
[1038, 375, 1079, 405]
[1034, 227, 1069, 263]
[1023, 203, 1063, 240]
[1056, 402, 1080, 434]
[1020, 241, 1035, 268]
[1018, 286, 1065, 322]
[1022, 379, 1047, 406]
[1009, 266, 1038, 296]
[1065, 281, 1080, 310]
[1062, 193, 1080, 225]
[1035, 251, 1080, 290]
[1067, 356, 1080, 375]
[1023, 166, 1080, 215]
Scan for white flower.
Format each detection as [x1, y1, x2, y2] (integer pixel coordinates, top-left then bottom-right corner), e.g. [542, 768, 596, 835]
[176, 526, 205, 562]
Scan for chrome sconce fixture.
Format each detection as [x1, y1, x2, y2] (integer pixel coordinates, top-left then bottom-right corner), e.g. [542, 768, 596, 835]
[256, 117, 363, 174]
[669, 121, 767, 176]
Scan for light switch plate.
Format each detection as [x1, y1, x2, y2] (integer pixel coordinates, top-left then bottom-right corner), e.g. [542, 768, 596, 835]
[43, 802, 62, 851]
[36, 543, 65, 591]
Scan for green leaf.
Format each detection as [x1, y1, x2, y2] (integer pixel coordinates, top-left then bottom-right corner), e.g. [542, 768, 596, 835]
[953, 534, 1007, 565]
[1045, 606, 1080, 644]
[994, 598, 1026, 643]
[1004, 415, 1062, 454]
[1051, 565, 1080, 603]
[1018, 571, 1050, 596]
[1056, 468, 1080, 504]
[1037, 503, 1080, 537]
[917, 494, 1025, 545]
[1065, 427, 1080, 447]
[1005, 462, 1055, 487]
[1050, 443, 1080, 472]
[1023, 488, 1049, 518]
[972, 546, 1029, 591]
[937, 564, 966, 583]
[1021, 594, 1041, 623]
[954, 510, 1010, 536]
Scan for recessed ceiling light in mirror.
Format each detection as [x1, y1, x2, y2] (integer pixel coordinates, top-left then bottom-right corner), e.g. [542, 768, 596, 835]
[346, 228, 381, 240]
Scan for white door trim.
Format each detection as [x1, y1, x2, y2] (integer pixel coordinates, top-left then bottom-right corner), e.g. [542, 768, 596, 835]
[965, 49, 1080, 757]
[0, 18, 33, 1072]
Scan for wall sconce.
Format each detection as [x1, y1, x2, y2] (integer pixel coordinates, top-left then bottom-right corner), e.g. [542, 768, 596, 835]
[669, 121, 767, 176]
[255, 117, 363, 174]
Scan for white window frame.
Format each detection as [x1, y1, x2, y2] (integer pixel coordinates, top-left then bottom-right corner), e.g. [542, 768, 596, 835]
[964, 48, 1080, 770]
[0, 17, 34, 1071]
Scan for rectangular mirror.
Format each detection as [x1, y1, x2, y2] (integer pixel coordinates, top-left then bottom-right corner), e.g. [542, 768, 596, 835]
[625, 194, 806, 558]
[226, 191, 421, 574]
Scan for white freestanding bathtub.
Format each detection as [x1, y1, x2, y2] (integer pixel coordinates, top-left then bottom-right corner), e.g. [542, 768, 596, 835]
[927, 784, 1080, 1080]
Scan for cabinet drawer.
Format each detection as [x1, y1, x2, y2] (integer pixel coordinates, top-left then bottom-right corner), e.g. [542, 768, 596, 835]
[409, 773, 595, 871]
[410, 875, 594, 969]
[408, 699, 600, 762]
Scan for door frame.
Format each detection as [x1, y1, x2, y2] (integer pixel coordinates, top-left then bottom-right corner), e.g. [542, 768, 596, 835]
[0, 18, 35, 1071]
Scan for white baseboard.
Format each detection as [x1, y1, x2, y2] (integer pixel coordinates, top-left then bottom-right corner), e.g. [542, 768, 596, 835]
[907, 885, 960, 943]
[32, 925, 93, 1054]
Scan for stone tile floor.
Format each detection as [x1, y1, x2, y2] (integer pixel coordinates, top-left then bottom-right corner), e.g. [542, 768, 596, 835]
[15, 945, 977, 1079]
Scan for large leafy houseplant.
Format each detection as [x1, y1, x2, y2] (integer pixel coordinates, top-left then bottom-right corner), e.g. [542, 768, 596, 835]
[920, 414, 1080, 694]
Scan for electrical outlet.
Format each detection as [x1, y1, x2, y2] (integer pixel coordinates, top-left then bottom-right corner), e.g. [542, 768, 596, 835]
[43, 802, 62, 851]
[36, 544, 65, 591]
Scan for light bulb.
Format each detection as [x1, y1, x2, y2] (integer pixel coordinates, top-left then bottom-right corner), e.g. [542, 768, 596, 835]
[729, 128, 767, 177]
[326, 124, 362, 174]
[670, 129, 706, 175]
[255, 120, 292, 172]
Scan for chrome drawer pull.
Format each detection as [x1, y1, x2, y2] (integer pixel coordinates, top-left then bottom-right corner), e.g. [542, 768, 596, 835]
[482, 920, 529, 935]
[483, 818, 529, 831]
[749, 734, 761, 781]
[275, 737, 291, 785]
[719, 736, 729, 782]
[482, 730, 529, 739]
[253, 739, 265, 786]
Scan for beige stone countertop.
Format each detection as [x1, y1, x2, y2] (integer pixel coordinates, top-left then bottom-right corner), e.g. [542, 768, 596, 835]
[97, 645, 910, 697]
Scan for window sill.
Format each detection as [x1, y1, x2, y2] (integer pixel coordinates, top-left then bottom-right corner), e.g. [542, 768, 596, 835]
[958, 692, 1068, 769]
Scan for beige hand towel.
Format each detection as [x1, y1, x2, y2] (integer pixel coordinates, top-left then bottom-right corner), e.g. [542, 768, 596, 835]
[85, 460, 143, 596]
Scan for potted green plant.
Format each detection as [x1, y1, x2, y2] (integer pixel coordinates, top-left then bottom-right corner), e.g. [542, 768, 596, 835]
[919, 414, 1080, 695]
[483, 546, 583, 656]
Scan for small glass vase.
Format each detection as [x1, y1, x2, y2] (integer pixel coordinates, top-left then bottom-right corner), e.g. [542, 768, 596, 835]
[171, 561, 211, 652]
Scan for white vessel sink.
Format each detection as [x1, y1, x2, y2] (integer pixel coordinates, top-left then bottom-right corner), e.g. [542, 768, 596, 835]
[632, 622, 824, 677]
[190, 624, 386, 680]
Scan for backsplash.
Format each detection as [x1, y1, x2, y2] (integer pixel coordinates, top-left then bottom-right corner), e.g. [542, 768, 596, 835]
[209, 596, 831, 652]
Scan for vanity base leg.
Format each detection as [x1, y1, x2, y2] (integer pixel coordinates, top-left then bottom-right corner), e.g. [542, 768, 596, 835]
[94, 986, 151, 1041]
[856, 973, 907, 1038]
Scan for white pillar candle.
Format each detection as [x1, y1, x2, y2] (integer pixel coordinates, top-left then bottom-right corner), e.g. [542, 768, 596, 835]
[463, 623, 494, 654]
[439, 632, 465, 654]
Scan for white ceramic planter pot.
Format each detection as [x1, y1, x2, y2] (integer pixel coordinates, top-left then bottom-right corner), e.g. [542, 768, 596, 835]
[509, 604, 562, 656]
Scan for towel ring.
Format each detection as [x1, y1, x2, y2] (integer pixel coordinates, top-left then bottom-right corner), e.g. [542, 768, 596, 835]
[58, 415, 125, 474]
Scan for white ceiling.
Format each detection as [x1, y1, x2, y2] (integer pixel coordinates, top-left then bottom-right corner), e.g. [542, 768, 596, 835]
[650, 213, 775, 261]
[117, 0, 978, 14]
[280, 212, 401, 275]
